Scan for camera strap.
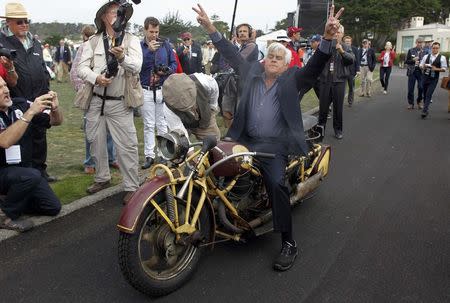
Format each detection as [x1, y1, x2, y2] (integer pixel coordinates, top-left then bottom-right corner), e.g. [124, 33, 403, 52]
[100, 32, 114, 116]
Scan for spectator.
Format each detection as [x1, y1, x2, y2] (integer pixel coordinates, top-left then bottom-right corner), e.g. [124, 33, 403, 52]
[0, 76, 62, 232]
[0, 55, 18, 87]
[78, 1, 142, 204]
[423, 39, 433, 55]
[0, 2, 56, 183]
[419, 42, 447, 118]
[176, 32, 203, 74]
[378, 41, 396, 95]
[54, 39, 71, 83]
[317, 25, 355, 140]
[163, 73, 221, 140]
[139, 16, 177, 169]
[303, 34, 322, 99]
[202, 40, 216, 74]
[342, 35, 359, 106]
[277, 36, 301, 67]
[70, 24, 118, 175]
[42, 44, 53, 68]
[287, 26, 303, 67]
[357, 39, 376, 97]
[405, 37, 425, 109]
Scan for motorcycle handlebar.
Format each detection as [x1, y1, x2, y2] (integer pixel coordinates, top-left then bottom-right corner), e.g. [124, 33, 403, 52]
[254, 152, 276, 159]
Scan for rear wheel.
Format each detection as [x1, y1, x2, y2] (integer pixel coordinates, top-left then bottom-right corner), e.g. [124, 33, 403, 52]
[118, 190, 211, 297]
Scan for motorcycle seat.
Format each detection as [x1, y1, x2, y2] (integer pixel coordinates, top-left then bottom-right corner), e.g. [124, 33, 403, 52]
[302, 114, 318, 131]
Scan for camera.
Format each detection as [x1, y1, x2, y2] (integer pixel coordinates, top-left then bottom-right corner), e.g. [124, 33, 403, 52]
[0, 43, 16, 60]
[154, 64, 170, 75]
[298, 38, 311, 49]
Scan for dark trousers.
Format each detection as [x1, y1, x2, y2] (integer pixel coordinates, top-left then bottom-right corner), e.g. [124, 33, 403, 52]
[346, 76, 355, 104]
[248, 141, 291, 233]
[31, 122, 48, 175]
[407, 70, 423, 105]
[318, 81, 346, 132]
[380, 66, 392, 90]
[422, 77, 439, 113]
[0, 166, 61, 220]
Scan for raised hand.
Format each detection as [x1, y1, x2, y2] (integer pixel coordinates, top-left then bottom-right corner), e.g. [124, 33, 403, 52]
[323, 5, 344, 40]
[192, 4, 216, 34]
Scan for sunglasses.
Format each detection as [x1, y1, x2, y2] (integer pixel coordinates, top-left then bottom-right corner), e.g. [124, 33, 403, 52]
[183, 38, 191, 41]
[15, 19, 30, 25]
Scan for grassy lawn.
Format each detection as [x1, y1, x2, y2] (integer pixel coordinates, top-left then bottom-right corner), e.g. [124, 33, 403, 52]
[47, 68, 380, 204]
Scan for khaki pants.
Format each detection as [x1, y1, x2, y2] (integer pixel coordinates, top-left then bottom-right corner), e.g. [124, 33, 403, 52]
[56, 61, 69, 82]
[86, 96, 139, 191]
[360, 66, 373, 96]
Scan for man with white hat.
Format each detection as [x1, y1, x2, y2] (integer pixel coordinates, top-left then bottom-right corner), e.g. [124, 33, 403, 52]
[77, 0, 142, 204]
[0, 2, 57, 183]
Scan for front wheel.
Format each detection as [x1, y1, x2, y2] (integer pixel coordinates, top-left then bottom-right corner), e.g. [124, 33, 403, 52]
[118, 190, 211, 297]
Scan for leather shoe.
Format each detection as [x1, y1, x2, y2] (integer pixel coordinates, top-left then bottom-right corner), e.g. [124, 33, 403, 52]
[86, 181, 111, 194]
[141, 157, 154, 169]
[84, 166, 95, 174]
[421, 111, 428, 119]
[109, 161, 120, 169]
[273, 241, 298, 271]
[122, 190, 137, 205]
[335, 130, 343, 140]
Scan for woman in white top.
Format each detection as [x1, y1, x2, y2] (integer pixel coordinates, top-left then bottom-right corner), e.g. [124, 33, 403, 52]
[377, 41, 396, 94]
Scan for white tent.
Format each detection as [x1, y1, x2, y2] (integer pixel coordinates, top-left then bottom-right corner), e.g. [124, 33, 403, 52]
[255, 30, 288, 59]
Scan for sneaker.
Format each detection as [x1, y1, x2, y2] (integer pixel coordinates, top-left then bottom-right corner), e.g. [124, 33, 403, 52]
[86, 181, 111, 194]
[421, 111, 428, 119]
[334, 130, 343, 140]
[418, 102, 424, 110]
[0, 211, 34, 232]
[383, 90, 387, 94]
[273, 241, 298, 271]
[84, 166, 95, 174]
[407, 104, 414, 110]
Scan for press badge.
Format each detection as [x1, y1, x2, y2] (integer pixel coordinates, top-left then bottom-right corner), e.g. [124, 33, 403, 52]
[5, 145, 21, 164]
[192, 52, 198, 57]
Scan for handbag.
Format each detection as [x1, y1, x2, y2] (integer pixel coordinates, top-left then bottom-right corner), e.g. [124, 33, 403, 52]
[73, 82, 93, 110]
[441, 76, 450, 90]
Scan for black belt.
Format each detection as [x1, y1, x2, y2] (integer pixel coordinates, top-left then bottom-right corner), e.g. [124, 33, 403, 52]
[93, 92, 123, 100]
[141, 85, 161, 91]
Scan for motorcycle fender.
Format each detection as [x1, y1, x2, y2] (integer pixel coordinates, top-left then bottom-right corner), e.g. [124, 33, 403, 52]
[311, 144, 331, 177]
[117, 175, 170, 234]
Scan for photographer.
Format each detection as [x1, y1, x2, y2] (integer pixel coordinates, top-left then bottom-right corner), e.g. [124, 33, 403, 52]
[0, 55, 17, 87]
[177, 32, 203, 75]
[139, 17, 177, 169]
[78, 0, 142, 204]
[0, 76, 62, 232]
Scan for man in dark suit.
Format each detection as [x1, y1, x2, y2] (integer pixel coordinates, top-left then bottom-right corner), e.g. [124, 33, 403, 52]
[54, 39, 72, 83]
[176, 32, 203, 74]
[194, 3, 343, 271]
[343, 35, 359, 106]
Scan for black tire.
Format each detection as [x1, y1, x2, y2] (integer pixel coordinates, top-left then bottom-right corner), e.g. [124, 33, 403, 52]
[118, 189, 211, 297]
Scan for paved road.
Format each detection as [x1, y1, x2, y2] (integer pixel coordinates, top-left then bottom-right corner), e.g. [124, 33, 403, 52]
[1, 71, 449, 303]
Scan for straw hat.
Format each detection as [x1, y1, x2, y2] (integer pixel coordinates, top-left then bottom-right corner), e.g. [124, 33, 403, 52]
[0, 2, 29, 19]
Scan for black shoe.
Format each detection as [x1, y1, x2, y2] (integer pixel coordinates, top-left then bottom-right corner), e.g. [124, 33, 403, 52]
[141, 157, 154, 169]
[421, 111, 428, 119]
[348, 102, 353, 107]
[335, 130, 343, 140]
[273, 241, 298, 271]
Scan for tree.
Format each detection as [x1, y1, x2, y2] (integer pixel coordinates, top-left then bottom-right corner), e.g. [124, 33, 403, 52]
[159, 11, 192, 43]
[272, 18, 289, 31]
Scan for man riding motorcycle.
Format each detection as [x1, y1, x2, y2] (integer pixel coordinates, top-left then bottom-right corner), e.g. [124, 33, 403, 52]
[193, 4, 344, 271]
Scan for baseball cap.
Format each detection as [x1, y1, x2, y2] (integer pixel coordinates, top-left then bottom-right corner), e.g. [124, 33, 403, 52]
[287, 26, 302, 37]
[310, 34, 322, 42]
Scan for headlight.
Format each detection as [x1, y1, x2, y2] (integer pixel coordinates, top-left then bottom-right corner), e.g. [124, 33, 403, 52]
[157, 131, 190, 164]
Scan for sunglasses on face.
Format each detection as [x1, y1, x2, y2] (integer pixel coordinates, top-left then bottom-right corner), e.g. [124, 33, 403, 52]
[15, 19, 30, 25]
[183, 38, 191, 41]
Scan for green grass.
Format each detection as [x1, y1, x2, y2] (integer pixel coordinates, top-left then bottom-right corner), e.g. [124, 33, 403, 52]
[47, 68, 380, 204]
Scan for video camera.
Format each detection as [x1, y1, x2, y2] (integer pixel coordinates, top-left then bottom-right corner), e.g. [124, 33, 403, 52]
[0, 43, 16, 60]
[298, 38, 311, 49]
[105, 0, 141, 78]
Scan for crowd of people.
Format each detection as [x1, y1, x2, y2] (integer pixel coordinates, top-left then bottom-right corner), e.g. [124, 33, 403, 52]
[0, 1, 448, 272]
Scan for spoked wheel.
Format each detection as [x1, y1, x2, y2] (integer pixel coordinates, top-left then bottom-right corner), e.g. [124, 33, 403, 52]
[118, 191, 211, 297]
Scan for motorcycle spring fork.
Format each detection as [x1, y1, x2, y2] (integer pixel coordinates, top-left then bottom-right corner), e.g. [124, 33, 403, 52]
[165, 186, 176, 223]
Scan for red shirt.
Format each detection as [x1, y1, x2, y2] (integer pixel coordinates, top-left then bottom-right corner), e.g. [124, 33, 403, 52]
[0, 64, 7, 79]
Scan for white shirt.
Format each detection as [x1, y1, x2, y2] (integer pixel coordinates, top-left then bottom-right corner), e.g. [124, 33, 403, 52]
[360, 47, 368, 65]
[420, 53, 448, 71]
[383, 52, 390, 67]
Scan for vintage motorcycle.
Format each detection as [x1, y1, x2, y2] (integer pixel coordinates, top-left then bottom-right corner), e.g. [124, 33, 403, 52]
[117, 115, 331, 297]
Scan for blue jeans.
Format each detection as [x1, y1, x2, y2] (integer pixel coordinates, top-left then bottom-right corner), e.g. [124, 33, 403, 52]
[83, 116, 116, 168]
[407, 70, 423, 104]
[422, 77, 439, 113]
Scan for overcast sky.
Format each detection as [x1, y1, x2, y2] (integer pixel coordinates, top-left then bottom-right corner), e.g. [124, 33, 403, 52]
[10, 0, 297, 32]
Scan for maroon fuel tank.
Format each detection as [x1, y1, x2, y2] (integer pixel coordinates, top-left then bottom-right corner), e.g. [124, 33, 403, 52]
[208, 140, 251, 177]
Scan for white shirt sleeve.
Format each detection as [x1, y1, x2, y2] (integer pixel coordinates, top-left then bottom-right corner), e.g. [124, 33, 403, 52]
[193, 73, 219, 111]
